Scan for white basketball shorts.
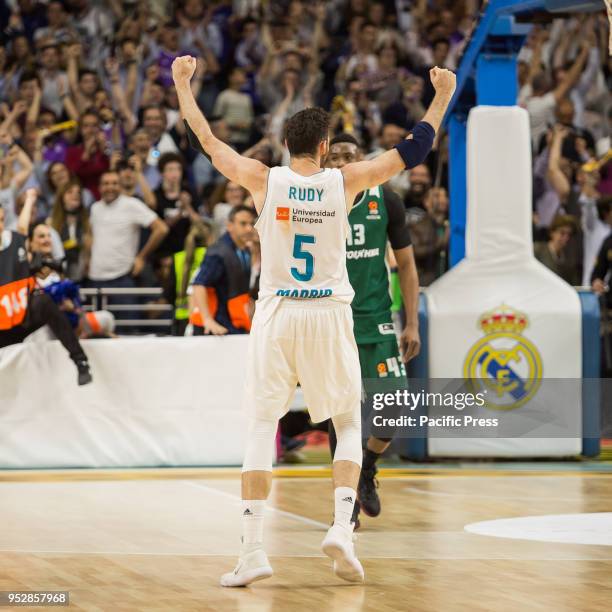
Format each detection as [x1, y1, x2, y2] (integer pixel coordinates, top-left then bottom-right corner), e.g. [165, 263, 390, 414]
[244, 298, 361, 423]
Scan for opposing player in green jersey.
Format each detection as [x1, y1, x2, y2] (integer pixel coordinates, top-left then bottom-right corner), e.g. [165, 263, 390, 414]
[326, 133, 421, 528]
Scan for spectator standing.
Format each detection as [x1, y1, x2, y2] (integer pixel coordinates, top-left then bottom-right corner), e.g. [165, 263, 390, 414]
[191, 205, 255, 335]
[165, 220, 210, 336]
[88, 171, 168, 308]
[0, 136, 33, 230]
[115, 157, 157, 210]
[65, 42, 99, 114]
[154, 153, 199, 259]
[127, 129, 161, 191]
[364, 43, 410, 111]
[525, 35, 590, 150]
[382, 76, 426, 131]
[142, 106, 179, 167]
[213, 68, 254, 151]
[65, 111, 109, 200]
[408, 186, 449, 286]
[37, 43, 69, 118]
[33, 160, 94, 215]
[49, 180, 91, 282]
[534, 215, 579, 285]
[591, 230, 612, 306]
[191, 116, 229, 196]
[584, 197, 612, 288]
[33, 1, 77, 47]
[151, 21, 186, 89]
[404, 163, 432, 213]
[208, 180, 248, 228]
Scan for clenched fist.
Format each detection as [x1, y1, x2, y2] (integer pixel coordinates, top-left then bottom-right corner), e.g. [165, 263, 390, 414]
[429, 67, 456, 97]
[172, 56, 197, 84]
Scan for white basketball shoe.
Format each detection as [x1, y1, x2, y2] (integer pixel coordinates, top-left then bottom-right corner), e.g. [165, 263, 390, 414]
[321, 524, 365, 583]
[220, 548, 273, 587]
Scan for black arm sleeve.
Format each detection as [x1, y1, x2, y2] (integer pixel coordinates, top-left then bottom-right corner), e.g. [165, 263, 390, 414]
[383, 187, 412, 250]
[394, 121, 435, 169]
[183, 119, 211, 162]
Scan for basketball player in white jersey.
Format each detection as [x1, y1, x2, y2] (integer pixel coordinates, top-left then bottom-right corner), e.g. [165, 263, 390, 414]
[172, 56, 455, 586]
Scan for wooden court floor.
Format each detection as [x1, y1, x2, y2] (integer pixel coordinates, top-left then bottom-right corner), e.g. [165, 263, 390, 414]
[1, 467, 612, 612]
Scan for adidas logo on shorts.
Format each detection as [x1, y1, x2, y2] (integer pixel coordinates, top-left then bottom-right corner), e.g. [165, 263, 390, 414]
[342, 496, 353, 503]
[243, 508, 253, 515]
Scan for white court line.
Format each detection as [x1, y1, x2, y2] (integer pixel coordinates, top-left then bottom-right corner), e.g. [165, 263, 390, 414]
[0, 549, 609, 561]
[404, 487, 582, 503]
[181, 480, 330, 530]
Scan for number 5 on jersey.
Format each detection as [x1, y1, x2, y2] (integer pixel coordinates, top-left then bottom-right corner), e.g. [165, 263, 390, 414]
[291, 234, 316, 281]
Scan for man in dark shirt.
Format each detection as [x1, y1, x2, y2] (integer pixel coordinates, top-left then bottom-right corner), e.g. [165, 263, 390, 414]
[191, 204, 256, 335]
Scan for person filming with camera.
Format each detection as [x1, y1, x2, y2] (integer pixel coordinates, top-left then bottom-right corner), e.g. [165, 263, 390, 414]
[0, 189, 92, 385]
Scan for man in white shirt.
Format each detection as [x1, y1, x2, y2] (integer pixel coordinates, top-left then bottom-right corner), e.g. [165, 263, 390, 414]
[88, 171, 168, 307]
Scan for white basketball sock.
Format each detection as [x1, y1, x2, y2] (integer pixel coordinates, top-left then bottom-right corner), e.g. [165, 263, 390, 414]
[242, 500, 265, 548]
[334, 486, 356, 530]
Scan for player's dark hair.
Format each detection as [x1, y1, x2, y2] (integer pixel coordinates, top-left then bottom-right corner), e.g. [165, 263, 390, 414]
[228, 204, 256, 222]
[284, 107, 330, 158]
[330, 133, 361, 148]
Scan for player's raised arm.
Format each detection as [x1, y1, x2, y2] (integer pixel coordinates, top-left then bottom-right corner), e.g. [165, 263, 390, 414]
[172, 56, 269, 212]
[341, 68, 456, 206]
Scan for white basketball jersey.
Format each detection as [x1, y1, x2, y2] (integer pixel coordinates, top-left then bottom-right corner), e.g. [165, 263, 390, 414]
[256, 166, 354, 303]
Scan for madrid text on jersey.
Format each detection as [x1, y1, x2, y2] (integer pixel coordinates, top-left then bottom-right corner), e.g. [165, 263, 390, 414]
[275, 288, 334, 298]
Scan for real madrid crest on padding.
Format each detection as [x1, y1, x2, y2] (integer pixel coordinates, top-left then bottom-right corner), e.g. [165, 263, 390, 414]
[463, 305, 543, 410]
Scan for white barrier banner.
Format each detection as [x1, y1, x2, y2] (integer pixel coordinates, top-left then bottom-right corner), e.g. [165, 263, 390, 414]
[0, 336, 250, 468]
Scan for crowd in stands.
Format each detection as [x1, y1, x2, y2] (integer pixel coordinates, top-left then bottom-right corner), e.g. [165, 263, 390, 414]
[0, 0, 610, 337]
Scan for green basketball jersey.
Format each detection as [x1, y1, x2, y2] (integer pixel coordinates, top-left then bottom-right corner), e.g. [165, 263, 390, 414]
[347, 186, 396, 344]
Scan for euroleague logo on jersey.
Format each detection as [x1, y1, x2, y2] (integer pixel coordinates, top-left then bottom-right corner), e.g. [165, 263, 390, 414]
[276, 207, 290, 221]
[367, 200, 381, 220]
